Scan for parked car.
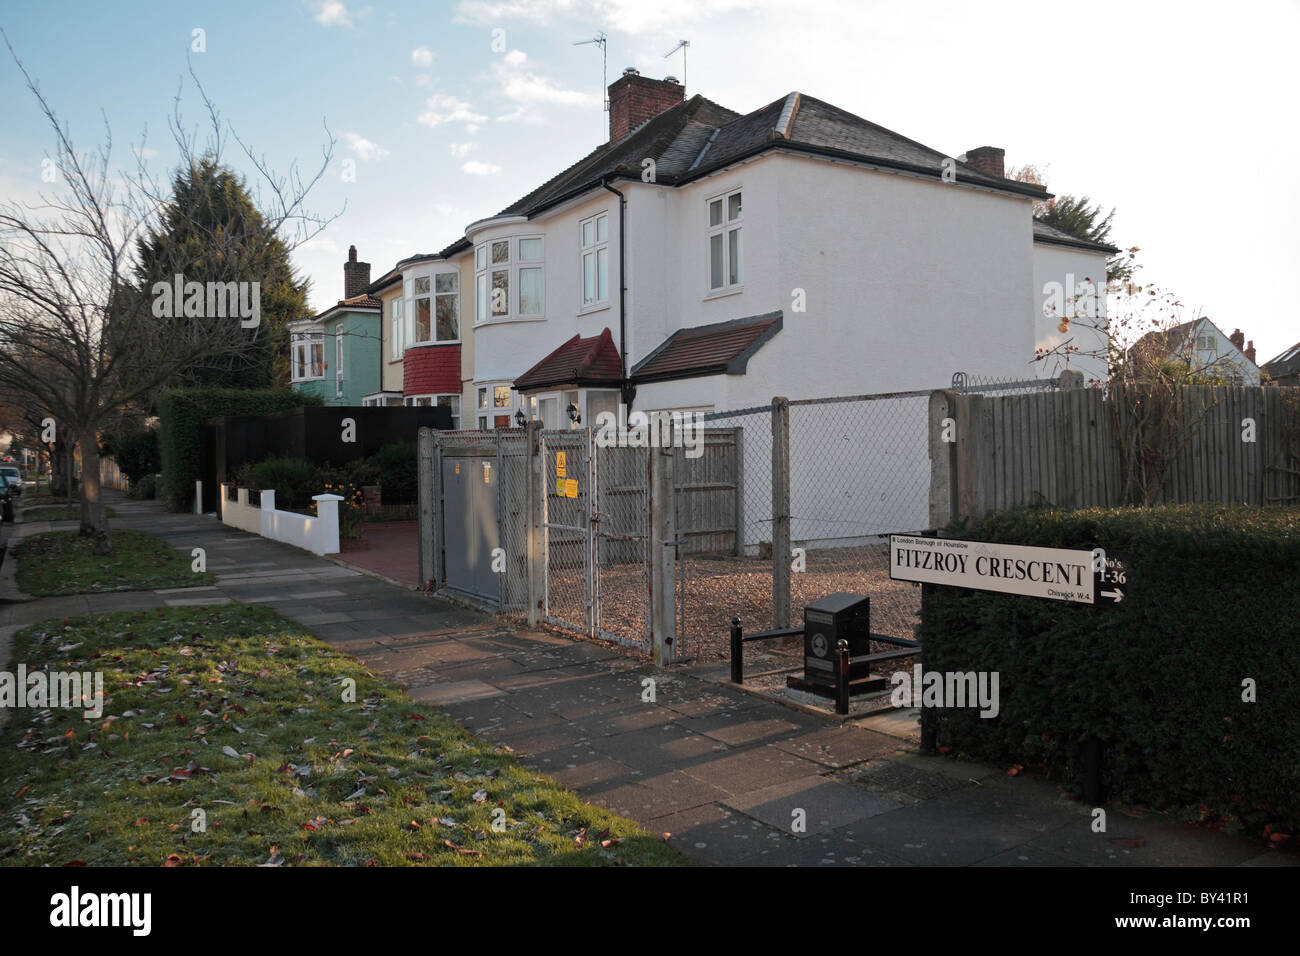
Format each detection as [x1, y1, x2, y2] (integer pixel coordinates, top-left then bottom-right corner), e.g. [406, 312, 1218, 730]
[0, 474, 12, 522]
[0, 465, 22, 497]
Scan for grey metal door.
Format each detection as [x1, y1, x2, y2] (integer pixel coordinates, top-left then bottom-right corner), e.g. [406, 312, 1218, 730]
[441, 455, 500, 601]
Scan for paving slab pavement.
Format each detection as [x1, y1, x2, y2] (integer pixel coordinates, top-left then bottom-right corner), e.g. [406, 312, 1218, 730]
[1, 490, 1294, 868]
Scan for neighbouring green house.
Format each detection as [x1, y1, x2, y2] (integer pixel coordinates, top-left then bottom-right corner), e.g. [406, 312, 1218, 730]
[289, 246, 383, 405]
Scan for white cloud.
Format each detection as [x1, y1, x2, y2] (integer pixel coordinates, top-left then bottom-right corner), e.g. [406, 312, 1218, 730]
[450, 142, 477, 157]
[455, 0, 765, 31]
[411, 45, 435, 67]
[132, 146, 159, 159]
[313, 0, 352, 27]
[492, 50, 597, 108]
[415, 73, 432, 87]
[344, 132, 390, 162]
[461, 160, 501, 176]
[418, 93, 488, 128]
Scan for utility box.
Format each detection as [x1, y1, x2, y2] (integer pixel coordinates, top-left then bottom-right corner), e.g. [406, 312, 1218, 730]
[802, 592, 871, 686]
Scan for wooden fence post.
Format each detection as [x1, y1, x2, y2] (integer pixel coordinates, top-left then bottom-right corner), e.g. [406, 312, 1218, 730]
[771, 396, 791, 629]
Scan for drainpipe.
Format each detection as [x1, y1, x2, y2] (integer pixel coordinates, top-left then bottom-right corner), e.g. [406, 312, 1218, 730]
[602, 178, 634, 411]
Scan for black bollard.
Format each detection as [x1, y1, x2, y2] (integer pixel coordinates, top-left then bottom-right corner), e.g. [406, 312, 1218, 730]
[729, 618, 743, 684]
[835, 639, 850, 715]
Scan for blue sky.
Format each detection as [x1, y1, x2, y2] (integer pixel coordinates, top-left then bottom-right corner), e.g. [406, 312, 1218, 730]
[2, 0, 1297, 363]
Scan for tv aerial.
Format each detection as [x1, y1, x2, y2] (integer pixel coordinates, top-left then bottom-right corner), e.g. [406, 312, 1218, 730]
[663, 39, 690, 89]
[574, 31, 609, 112]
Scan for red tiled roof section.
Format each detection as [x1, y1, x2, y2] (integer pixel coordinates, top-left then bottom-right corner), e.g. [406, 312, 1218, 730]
[632, 312, 782, 382]
[513, 328, 623, 391]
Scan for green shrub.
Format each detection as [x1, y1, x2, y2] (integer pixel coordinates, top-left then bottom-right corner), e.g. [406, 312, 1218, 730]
[129, 474, 157, 500]
[108, 429, 161, 485]
[239, 456, 321, 513]
[157, 387, 319, 511]
[372, 441, 417, 505]
[919, 504, 1300, 833]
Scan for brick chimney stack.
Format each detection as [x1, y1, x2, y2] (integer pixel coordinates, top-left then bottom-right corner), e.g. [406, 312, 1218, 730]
[1229, 328, 1246, 350]
[1246, 340, 1257, 364]
[608, 68, 684, 143]
[965, 146, 1006, 179]
[343, 245, 371, 299]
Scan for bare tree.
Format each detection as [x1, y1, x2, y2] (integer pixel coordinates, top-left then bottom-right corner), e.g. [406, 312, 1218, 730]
[1036, 266, 1248, 505]
[0, 36, 338, 553]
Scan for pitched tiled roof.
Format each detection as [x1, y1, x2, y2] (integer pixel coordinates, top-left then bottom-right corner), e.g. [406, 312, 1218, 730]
[1033, 218, 1119, 255]
[631, 311, 783, 383]
[1263, 341, 1300, 380]
[498, 96, 741, 218]
[494, 92, 1048, 222]
[309, 292, 381, 323]
[513, 328, 623, 391]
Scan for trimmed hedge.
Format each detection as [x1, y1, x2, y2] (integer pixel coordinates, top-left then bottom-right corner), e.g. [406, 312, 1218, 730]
[920, 504, 1300, 832]
[157, 387, 318, 511]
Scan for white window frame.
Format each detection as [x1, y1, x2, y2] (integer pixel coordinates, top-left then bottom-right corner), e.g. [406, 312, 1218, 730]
[404, 270, 462, 347]
[474, 380, 517, 428]
[474, 237, 544, 324]
[706, 187, 743, 295]
[291, 329, 324, 382]
[579, 212, 609, 311]
[335, 330, 344, 397]
[389, 296, 404, 361]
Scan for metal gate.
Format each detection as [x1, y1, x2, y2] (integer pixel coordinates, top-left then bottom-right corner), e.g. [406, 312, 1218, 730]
[540, 430, 594, 636]
[540, 429, 652, 653]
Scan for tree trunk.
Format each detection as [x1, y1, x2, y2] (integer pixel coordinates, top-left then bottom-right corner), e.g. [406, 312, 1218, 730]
[79, 426, 112, 555]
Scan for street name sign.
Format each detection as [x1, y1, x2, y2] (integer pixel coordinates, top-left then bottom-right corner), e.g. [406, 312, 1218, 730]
[889, 534, 1125, 606]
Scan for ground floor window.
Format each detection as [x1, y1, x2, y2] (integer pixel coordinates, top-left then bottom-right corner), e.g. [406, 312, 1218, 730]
[405, 393, 461, 428]
[475, 381, 518, 429]
[361, 392, 403, 407]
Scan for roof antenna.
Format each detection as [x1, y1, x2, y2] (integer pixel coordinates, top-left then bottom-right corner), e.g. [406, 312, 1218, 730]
[663, 39, 689, 90]
[574, 31, 609, 130]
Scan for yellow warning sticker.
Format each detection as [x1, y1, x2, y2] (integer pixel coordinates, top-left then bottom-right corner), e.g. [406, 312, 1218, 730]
[482, 462, 492, 484]
[556, 451, 567, 478]
[565, 478, 579, 498]
[454, 462, 460, 475]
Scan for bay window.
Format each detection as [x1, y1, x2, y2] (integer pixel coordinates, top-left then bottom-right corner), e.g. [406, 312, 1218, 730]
[475, 237, 544, 322]
[406, 271, 460, 345]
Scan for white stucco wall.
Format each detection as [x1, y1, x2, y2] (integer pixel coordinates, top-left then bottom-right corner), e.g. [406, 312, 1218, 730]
[1032, 242, 1111, 386]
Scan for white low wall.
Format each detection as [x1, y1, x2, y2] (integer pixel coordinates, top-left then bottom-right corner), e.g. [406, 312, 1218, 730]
[220, 485, 341, 556]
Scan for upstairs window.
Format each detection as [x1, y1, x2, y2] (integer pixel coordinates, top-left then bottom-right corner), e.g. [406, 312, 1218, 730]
[389, 297, 404, 360]
[580, 212, 609, 308]
[335, 332, 344, 397]
[707, 188, 742, 292]
[436, 273, 459, 340]
[475, 237, 544, 322]
[407, 272, 460, 345]
[291, 330, 324, 381]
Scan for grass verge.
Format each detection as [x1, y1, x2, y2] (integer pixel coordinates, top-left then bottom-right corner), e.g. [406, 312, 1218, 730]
[0, 605, 687, 867]
[22, 505, 119, 521]
[14, 529, 213, 596]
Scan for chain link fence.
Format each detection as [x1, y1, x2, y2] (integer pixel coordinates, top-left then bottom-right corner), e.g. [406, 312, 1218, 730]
[425, 376, 1062, 664]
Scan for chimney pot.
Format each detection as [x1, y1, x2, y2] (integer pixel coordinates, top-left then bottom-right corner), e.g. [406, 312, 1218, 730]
[964, 146, 1006, 180]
